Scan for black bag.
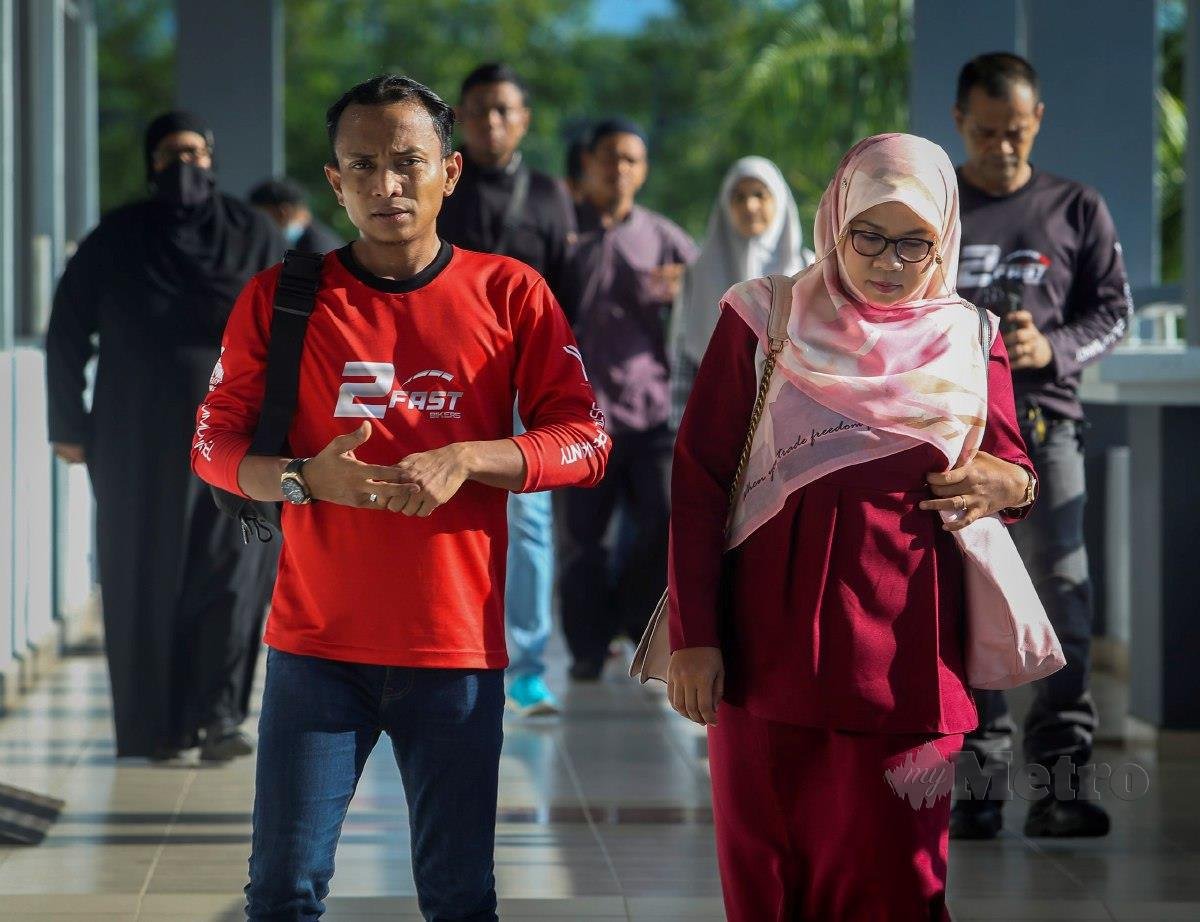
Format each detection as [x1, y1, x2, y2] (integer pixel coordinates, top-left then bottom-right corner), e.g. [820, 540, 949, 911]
[211, 249, 324, 544]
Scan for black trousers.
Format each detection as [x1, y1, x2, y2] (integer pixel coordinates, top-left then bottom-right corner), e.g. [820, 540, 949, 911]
[560, 424, 673, 665]
[172, 481, 278, 744]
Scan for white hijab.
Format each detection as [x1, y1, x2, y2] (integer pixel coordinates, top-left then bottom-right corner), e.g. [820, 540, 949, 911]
[672, 157, 809, 365]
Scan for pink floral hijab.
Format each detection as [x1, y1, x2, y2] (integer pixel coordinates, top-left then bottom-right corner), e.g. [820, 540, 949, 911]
[723, 133, 993, 547]
[826, 132, 962, 305]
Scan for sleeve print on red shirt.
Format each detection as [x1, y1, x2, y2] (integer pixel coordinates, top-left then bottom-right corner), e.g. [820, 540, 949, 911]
[191, 272, 275, 497]
[510, 277, 611, 492]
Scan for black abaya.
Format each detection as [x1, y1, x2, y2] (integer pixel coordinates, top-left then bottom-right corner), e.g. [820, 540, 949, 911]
[45, 194, 282, 757]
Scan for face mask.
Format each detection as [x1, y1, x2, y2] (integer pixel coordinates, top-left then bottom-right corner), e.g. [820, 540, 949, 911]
[153, 160, 216, 208]
[283, 221, 306, 245]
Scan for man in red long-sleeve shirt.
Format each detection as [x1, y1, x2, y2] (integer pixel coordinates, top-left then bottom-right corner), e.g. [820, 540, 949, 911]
[191, 74, 609, 921]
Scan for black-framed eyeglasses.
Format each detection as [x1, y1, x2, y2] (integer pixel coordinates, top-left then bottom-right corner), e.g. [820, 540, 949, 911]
[848, 230, 935, 264]
[153, 144, 212, 166]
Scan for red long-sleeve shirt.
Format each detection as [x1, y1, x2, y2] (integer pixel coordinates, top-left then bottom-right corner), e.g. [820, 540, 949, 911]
[192, 244, 610, 668]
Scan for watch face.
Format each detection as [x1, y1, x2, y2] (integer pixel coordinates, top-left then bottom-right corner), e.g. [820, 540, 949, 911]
[281, 476, 309, 504]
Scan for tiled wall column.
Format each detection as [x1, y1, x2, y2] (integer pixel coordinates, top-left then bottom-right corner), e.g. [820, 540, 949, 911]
[175, 0, 283, 198]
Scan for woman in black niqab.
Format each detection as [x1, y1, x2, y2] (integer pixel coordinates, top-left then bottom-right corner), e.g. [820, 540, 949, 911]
[45, 111, 284, 760]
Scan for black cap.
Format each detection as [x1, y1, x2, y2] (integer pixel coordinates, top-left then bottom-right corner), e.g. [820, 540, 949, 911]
[248, 177, 308, 208]
[144, 110, 214, 180]
[588, 117, 647, 150]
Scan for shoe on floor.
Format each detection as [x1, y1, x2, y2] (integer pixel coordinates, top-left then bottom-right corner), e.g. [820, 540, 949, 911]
[200, 726, 255, 762]
[150, 731, 200, 765]
[569, 659, 604, 682]
[506, 675, 561, 717]
[1023, 796, 1111, 837]
[950, 799, 1004, 840]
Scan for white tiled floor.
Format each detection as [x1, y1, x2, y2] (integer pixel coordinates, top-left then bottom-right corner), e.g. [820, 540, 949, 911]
[1, 639, 1197, 921]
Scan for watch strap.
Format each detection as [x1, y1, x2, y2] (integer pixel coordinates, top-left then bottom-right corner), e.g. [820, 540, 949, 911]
[1021, 466, 1038, 506]
[281, 457, 313, 504]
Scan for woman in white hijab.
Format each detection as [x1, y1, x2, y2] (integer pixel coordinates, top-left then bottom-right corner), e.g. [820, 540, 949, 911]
[669, 156, 811, 425]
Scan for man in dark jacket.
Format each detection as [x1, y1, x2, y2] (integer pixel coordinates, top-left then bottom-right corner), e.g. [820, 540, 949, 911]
[951, 53, 1133, 840]
[438, 63, 576, 716]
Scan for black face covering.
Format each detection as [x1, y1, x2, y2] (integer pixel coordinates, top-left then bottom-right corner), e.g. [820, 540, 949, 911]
[153, 161, 217, 209]
[131, 110, 279, 313]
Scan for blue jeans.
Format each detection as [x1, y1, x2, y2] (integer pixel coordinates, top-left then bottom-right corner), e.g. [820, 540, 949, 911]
[506, 410, 554, 679]
[245, 649, 504, 921]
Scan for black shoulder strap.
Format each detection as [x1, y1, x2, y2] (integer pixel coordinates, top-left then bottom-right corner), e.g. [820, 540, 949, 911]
[493, 165, 531, 257]
[249, 249, 324, 455]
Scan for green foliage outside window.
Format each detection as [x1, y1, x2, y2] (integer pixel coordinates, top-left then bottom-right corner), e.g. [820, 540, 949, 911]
[96, 0, 175, 213]
[282, 0, 911, 240]
[95, 0, 910, 240]
[95, 0, 1184, 281]
[1159, 0, 1185, 284]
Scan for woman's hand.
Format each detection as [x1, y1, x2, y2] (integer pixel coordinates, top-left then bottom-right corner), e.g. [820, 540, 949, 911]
[919, 450, 1029, 531]
[667, 647, 724, 726]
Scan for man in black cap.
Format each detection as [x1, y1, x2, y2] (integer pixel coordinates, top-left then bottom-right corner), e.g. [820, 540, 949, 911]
[45, 111, 283, 762]
[248, 177, 344, 254]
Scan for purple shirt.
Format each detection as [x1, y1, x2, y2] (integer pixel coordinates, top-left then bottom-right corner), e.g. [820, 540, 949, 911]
[564, 202, 697, 433]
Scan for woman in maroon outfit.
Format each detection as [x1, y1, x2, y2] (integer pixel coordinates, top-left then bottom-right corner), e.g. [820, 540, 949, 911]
[667, 135, 1038, 921]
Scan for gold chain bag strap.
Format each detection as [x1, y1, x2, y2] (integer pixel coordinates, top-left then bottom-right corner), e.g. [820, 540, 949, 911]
[630, 274, 793, 684]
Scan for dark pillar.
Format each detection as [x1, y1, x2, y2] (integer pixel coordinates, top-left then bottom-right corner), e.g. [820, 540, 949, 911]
[909, 0, 1024, 163]
[1127, 406, 1200, 729]
[1028, 0, 1158, 288]
[175, 0, 283, 199]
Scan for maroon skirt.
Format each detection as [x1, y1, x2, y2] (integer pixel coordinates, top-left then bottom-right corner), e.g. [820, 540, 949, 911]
[709, 701, 961, 922]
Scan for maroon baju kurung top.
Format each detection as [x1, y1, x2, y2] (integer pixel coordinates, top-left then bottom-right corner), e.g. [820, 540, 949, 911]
[668, 309, 1034, 736]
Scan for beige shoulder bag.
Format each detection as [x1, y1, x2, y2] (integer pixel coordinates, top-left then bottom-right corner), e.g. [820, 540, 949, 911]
[630, 274, 793, 685]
